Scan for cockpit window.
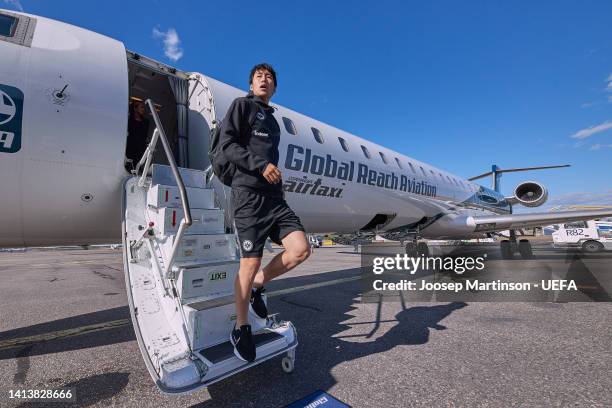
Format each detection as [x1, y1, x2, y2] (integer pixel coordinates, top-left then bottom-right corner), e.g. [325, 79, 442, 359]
[0, 13, 36, 47]
[0, 14, 17, 37]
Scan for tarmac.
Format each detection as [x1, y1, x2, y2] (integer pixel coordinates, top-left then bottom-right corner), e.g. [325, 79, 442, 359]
[0, 243, 611, 407]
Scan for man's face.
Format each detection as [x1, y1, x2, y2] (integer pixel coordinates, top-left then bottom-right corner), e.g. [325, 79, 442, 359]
[250, 69, 275, 101]
[135, 102, 146, 115]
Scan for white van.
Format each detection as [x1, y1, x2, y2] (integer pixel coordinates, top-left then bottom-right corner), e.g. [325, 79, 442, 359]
[551, 220, 612, 252]
[308, 235, 322, 248]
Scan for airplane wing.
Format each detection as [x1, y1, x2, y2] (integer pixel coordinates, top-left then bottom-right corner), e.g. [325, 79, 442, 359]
[467, 209, 612, 232]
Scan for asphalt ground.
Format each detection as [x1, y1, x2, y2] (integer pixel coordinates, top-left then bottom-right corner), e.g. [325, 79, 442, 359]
[0, 244, 611, 407]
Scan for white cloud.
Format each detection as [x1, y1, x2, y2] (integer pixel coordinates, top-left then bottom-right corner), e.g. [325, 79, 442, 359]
[2, 0, 24, 11]
[570, 121, 612, 139]
[152, 27, 183, 62]
[589, 143, 612, 151]
[543, 190, 612, 209]
[606, 73, 612, 93]
[521, 190, 612, 213]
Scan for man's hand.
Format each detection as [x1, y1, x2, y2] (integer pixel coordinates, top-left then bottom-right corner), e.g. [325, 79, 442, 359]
[262, 163, 282, 184]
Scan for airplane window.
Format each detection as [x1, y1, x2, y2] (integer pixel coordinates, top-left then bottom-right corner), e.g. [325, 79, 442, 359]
[563, 221, 587, 229]
[453, 178, 459, 186]
[408, 162, 416, 173]
[420, 166, 427, 176]
[0, 14, 17, 37]
[338, 137, 349, 152]
[311, 127, 324, 144]
[395, 158, 403, 169]
[446, 175, 452, 184]
[379, 152, 388, 164]
[361, 145, 371, 159]
[438, 172, 444, 181]
[282, 117, 297, 135]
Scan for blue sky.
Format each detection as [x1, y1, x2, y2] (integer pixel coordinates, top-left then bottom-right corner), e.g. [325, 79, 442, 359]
[4, 0, 612, 208]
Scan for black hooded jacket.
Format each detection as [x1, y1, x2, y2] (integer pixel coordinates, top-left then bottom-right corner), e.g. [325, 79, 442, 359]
[218, 92, 282, 196]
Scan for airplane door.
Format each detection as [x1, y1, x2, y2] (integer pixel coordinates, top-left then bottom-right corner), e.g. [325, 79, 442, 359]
[187, 73, 217, 171]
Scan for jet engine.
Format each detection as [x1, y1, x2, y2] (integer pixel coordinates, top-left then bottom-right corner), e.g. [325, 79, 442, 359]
[507, 181, 548, 208]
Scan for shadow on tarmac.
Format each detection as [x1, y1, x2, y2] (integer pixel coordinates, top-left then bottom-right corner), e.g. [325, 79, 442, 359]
[192, 272, 468, 407]
[0, 306, 133, 361]
[14, 372, 130, 408]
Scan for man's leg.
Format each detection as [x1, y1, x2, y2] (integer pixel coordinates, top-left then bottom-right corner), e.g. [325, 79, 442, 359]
[253, 230, 310, 288]
[235, 257, 262, 327]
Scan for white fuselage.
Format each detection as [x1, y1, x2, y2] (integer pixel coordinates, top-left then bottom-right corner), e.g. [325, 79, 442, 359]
[0, 10, 509, 247]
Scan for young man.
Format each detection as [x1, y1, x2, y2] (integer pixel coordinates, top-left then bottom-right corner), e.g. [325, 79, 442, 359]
[218, 63, 311, 362]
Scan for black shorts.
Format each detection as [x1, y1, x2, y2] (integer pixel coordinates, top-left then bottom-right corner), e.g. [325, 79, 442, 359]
[231, 188, 305, 258]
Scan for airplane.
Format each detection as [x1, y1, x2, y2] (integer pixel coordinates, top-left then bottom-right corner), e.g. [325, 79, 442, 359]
[1, 9, 611, 394]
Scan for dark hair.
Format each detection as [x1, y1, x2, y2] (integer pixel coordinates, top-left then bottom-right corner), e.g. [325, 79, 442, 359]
[249, 63, 277, 87]
[129, 100, 145, 118]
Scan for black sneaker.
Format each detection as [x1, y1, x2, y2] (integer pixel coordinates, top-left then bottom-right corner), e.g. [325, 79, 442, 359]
[230, 324, 255, 362]
[249, 287, 268, 319]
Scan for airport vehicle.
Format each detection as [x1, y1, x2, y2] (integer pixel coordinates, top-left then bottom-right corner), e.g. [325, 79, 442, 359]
[2, 9, 612, 393]
[308, 235, 322, 247]
[551, 220, 612, 252]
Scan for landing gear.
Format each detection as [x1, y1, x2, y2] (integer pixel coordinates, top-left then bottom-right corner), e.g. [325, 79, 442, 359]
[416, 242, 430, 257]
[500, 231, 534, 259]
[405, 240, 429, 257]
[518, 239, 533, 259]
[500, 240, 514, 259]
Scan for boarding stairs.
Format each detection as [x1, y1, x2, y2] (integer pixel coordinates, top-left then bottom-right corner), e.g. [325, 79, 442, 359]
[121, 99, 297, 394]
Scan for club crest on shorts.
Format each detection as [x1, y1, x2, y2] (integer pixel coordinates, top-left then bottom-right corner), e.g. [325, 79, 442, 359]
[242, 240, 253, 251]
[256, 111, 265, 120]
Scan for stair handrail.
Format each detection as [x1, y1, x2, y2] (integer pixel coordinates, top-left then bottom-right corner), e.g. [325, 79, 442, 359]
[136, 98, 193, 275]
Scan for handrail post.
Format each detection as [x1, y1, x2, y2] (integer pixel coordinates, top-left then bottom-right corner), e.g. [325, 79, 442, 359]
[137, 129, 159, 187]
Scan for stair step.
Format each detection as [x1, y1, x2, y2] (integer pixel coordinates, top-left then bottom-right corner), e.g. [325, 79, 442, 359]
[148, 184, 215, 209]
[183, 294, 234, 310]
[175, 260, 240, 301]
[197, 331, 284, 364]
[182, 291, 270, 350]
[152, 164, 208, 189]
[149, 207, 225, 235]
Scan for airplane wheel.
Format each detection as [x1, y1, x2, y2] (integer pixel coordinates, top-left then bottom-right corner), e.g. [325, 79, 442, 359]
[405, 242, 417, 257]
[500, 240, 514, 259]
[582, 240, 604, 253]
[518, 240, 533, 259]
[281, 356, 294, 373]
[416, 242, 430, 257]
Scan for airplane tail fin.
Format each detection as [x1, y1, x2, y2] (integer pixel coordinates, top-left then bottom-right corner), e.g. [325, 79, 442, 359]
[468, 164, 571, 192]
